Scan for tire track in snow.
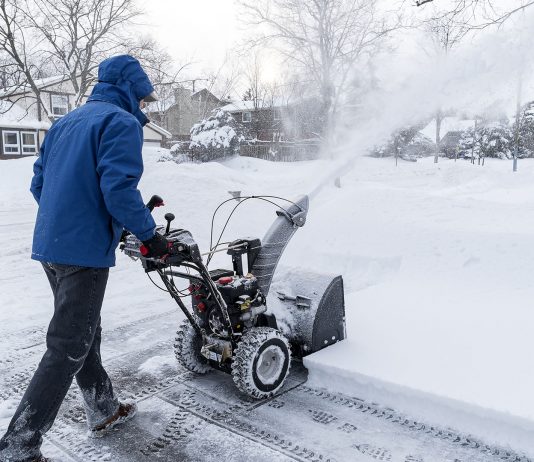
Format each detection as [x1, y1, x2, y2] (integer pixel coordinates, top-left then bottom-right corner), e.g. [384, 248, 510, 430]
[299, 386, 532, 462]
[1, 320, 531, 462]
[0, 309, 178, 373]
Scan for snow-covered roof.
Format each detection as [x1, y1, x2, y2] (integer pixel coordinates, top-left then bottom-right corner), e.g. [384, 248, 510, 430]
[421, 117, 475, 141]
[221, 98, 288, 113]
[221, 101, 255, 112]
[0, 75, 72, 98]
[147, 88, 221, 114]
[0, 101, 50, 130]
[146, 122, 172, 139]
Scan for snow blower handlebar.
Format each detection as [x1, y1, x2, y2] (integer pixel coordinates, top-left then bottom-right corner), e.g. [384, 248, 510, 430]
[121, 194, 234, 339]
[146, 194, 164, 212]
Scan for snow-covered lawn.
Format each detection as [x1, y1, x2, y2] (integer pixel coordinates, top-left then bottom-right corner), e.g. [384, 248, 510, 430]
[1, 147, 534, 456]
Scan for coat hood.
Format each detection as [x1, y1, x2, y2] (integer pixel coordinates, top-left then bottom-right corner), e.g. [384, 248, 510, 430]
[88, 55, 154, 126]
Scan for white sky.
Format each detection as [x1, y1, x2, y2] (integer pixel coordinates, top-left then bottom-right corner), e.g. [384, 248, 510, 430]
[133, 0, 534, 123]
[134, 0, 242, 78]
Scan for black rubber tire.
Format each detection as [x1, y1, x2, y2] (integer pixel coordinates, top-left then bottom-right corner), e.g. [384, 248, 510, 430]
[174, 319, 211, 374]
[231, 327, 291, 399]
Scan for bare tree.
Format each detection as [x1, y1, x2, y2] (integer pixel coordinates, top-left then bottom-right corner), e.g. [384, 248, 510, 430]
[0, 0, 53, 118]
[127, 36, 194, 129]
[239, 0, 403, 145]
[25, 0, 140, 107]
[424, 7, 470, 162]
[240, 50, 282, 140]
[204, 52, 243, 103]
[243, 51, 269, 110]
[0, 0, 139, 121]
[415, 0, 534, 29]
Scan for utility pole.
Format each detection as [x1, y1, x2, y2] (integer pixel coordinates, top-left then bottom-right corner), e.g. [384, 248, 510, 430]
[470, 118, 478, 164]
[513, 78, 522, 172]
[513, 8, 526, 173]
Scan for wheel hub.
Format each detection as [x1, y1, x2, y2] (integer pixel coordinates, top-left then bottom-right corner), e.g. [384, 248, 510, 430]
[256, 345, 285, 385]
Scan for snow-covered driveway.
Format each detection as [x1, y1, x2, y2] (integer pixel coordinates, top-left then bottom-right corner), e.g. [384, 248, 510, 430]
[0, 311, 528, 462]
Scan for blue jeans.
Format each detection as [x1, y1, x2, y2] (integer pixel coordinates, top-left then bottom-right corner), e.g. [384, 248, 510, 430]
[0, 263, 119, 462]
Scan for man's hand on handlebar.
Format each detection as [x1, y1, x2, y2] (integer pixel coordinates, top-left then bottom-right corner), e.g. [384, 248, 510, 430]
[140, 232, 170, 259]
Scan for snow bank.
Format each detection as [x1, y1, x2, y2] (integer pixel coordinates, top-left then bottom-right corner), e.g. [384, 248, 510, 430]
[298, 156, 534, 455]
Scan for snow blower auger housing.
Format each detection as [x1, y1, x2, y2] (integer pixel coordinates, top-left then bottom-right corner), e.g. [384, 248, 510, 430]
[121, 194, 346, 399]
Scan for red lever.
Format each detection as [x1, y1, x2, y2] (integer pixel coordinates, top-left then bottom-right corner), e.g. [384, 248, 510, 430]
[218, 276, 233, 285]
[140, 245, 148, 256]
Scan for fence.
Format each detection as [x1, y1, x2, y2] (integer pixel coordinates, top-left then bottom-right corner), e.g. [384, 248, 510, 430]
[239, 141, 321, 162]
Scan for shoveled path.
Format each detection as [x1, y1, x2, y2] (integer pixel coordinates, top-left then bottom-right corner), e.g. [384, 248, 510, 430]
[0, 310, 530, 462]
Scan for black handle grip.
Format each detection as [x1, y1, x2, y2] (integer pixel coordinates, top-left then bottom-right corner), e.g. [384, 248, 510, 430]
[146, 195, 164, 212]
[164, 213, 175, 234]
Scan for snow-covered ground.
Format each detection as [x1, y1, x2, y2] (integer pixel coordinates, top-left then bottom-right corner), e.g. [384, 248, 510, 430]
[1, 147, 534, 458]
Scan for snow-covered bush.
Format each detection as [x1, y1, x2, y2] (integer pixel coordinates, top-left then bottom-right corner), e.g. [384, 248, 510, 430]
[370, 128, 435, 161]
[457, 122, 513, 160]
[189, 109, 248, 162]
[155, 142, 193, 164]
[518, 101, 534, 158]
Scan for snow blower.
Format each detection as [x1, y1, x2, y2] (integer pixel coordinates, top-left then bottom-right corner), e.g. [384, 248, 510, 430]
[121, 194, 346, 399]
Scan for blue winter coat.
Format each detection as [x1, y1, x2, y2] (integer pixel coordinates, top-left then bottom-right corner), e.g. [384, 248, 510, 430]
[30, 55, 156, 267]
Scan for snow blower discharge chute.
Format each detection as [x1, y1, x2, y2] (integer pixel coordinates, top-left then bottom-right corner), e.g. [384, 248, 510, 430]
[121, 194, 346, 399]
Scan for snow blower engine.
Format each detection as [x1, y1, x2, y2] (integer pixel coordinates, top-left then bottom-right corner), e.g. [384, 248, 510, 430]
[121, 194, 345, 399]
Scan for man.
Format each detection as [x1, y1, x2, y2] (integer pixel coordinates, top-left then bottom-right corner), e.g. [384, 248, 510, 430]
[0, 55, 169, 462]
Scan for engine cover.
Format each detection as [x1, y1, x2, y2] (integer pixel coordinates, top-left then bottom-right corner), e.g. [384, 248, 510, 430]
[191, 273, 264, 334]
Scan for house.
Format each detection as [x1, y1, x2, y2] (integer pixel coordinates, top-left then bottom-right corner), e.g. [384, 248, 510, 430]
[148, 87, 222, 141]
[221, 98, 323, 142]
[0, 100, 50, 159]
[221, 100, 283, 141]
[143, 123, 172, 147]
[0, 75, 170, 159]
[420, 117, 475, 143]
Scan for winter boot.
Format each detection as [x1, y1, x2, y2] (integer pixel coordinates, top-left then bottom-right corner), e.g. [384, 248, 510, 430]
[89, 400, 138, 438]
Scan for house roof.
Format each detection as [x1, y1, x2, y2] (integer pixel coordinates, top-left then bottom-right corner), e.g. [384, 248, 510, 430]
[146, 122, 172, 139]
[421, 117, 475, 141]
[191, 88, 220, 102]
[221, 101, 255, 112]
[221, 98, 288, 113]
[0, 75, 73, 98]
[147, 87, 223, 115]
[0, 100, 50, 130]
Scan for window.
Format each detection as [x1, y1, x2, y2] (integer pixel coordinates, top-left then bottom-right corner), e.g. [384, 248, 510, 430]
[242, 111, 252, 123]
[51, 94, 69, 117]
[3, 131, 20, 155]
[273, 108, 282, 121]
[21, 132, 38, 155]
[272, 131, 285, 142]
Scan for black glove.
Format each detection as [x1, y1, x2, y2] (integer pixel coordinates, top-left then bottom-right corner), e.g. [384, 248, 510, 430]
[140, 233, 170, 258]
